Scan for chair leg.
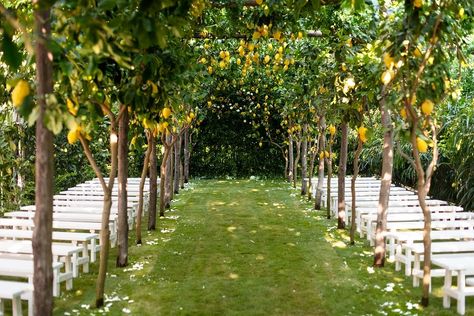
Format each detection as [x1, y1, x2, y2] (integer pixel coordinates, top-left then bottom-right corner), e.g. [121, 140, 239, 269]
[12, 295, 22, 316]
[0, 299, 5, 316]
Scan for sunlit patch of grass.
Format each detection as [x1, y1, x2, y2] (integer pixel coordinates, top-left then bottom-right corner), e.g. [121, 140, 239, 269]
[210, 201, 226, 206]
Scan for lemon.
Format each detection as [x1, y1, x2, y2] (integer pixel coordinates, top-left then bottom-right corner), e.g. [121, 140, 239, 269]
[400, 108, 407, 119]
[273, 31, 281, 41]
[252, 31, 261, 40]
[189, 112, 195, 119]
[67, 124, 82, 144]
[383, 53, 394, 69]
[208, 66, 213, 74]
[162, 107, 172, 119]
[219, 51, 226, 59]
[236, 58, 241, 65]
[413, 47, 422, 58]
[416, 137, 428, 153]
[324, 151, 330, 158]
[319, 152, 324, 160]
[67, 98, 78, 116]
[264, 55, 271, 64]
[67, 130, 79, 144]
[297, 32, 303, 40]
[358, 126, 368, 143]
[12, 80, 30, 108]
[421, 99, 434, 116]
[328, 124, 336, 136]
[413, 0, 422, 8]
[381, 70, 393, 85]
[256, 0, 263, 4]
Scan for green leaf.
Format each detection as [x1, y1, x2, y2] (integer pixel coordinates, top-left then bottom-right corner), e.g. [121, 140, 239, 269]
[1, 34, 22, 70]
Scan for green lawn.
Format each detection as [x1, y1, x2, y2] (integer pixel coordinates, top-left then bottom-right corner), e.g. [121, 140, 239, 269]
[53, 179, 472, 315]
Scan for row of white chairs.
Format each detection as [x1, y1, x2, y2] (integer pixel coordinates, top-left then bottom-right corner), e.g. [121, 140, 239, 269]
[0, 177, 157, 316]
[309, 176, 474, 315]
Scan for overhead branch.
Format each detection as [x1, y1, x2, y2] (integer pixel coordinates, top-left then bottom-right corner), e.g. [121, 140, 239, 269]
[210, 0, 340, 8]
[192, 29, 323, 40]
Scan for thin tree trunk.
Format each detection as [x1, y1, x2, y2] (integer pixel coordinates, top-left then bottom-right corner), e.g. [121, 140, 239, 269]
[95, 192, 112, 307]
[136, 131, 152, 244]
[315, 117, 326, 210]
[160, 144, 172, 217]
[301, 124, 308, 196]
[183, 128, 190, 183]
[293, 132, 301, 188]
[284, 149, 289, 180]
[409, 118, 438, 306]
[288, 134, 294, 183]
[337, 121, 348, 229]
[350, 139, 363, 245]
[165, 135, 174, 207]
[148, 136, 157, 230]
[307, 135, 318, 200]
[180, 160, 185, 189]
[32, 3, 54, 314]
[116, 106, 129, 267]
[79, 121, 118, 307]
[373, 97, 393, 267]
[326, 132, 334, 220]
[173, 134, 181, 194]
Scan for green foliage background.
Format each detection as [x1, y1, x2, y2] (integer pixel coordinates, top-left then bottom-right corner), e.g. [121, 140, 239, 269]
[191, 110, 284, 178]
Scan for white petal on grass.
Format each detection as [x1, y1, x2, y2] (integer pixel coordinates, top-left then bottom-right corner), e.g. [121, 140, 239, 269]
[367, 266, 375, 274]
[122, 308, 131, 314]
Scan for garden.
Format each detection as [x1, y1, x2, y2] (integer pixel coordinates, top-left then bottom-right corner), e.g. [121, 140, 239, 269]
[0, 0, 473, 315]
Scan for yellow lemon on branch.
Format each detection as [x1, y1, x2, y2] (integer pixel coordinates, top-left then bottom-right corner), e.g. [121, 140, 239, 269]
[416, 137, 428, 153]
[12, 80, 30, 108]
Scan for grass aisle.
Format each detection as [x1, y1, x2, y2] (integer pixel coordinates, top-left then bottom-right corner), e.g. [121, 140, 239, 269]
[54, 179, 470, 315]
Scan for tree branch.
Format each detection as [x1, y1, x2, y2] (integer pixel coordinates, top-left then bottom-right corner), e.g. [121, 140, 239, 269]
[79, 134, 107, 192]
[396, 140, 416, 170]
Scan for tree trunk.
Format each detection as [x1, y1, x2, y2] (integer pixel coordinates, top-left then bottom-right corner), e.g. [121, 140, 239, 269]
[32, 3, 54, 314]
[136, 131, 152, 244]
[417, 183, 431, 306]
[409, 120, 437, 306]
[165, 135, 174, 208]
[293, 132, 301, 188]
[284, 149, 289, 180]
[95, 192, 112, 307]
[116, 106, 129, 267]
[173, 134, 181, 194]
[300, 124, 308, 196]
[373, 98, 393, 267]
[350, 139, 363, 245]
[288, 134, 294, 183]
[315, 117, 326, 210]
[180, 159, 185, 189]
[183, 128, 190, 183]
[337, 121, 348, 229]
[148, 136, 158, 230]
[326, 131, 333, 219]
[159, 145, 171, 217]
[307, 135, 318, 200]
